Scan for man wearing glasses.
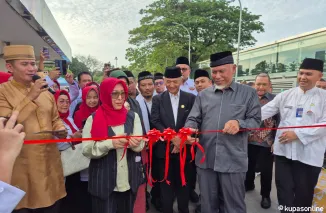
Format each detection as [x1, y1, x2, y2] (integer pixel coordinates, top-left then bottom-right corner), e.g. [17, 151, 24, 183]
[154, 73, 166, 96]
[245, 73, 279, 209]
[176, 57, 197, 96]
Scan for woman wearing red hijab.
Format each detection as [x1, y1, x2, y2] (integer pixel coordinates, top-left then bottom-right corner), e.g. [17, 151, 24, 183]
[73, 85, 99, 129]
[82, 78, 146, 213]
[54, 90, 91, 213]
[0, 72, 12, 84]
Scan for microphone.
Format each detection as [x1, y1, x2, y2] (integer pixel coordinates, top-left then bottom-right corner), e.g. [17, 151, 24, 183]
[32, 75, 55, 94]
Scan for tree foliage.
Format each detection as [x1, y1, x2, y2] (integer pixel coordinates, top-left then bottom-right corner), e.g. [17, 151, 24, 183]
[69, 57, 90, 77]
[76, 55, 103, 73]
[126, 0, 264, 73]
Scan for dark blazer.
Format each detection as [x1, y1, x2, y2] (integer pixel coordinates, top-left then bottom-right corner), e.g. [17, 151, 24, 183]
[151, 90, 196, 159]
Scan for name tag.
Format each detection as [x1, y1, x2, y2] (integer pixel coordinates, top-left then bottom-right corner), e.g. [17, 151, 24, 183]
[296, 108, 303, 118]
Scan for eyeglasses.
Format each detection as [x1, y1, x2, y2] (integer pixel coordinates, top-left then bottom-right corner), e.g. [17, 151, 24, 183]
[155, 81, 164, 86]
[111, 91, 127, 99]
[58, 100, 70, 105]
[181, 68, 188, 72]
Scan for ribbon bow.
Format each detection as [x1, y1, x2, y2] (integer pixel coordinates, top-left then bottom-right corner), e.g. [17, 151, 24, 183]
[191, 131, 206, 164]
[162, 128, 176, 185]
[146, 129, 162, 186]
[178, 127, 193, 186]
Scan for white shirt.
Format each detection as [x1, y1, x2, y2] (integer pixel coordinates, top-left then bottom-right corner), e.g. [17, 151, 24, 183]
[262, 87, 326, 167]
[136, 94, 153, 133]
[0, 181, 25, 213]
[180, 78, 197, 96]
[169, 90, 180, 125]
[145, 100, 152, 114]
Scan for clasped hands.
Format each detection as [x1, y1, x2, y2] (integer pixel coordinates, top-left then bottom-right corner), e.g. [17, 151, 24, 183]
[112, 134, 148, 149]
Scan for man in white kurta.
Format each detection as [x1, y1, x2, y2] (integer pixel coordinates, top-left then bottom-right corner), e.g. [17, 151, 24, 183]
[261, 58, 326, 212]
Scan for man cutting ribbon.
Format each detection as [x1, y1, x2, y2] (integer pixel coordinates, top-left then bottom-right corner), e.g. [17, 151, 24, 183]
[185, 51, 261, 213]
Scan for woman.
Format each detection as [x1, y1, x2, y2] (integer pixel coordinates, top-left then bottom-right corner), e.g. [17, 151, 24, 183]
[83, 78, 146, 213]
[0, 72, 12, 84]
[74, 85, 99, 129]
[54, 90, 91, 213]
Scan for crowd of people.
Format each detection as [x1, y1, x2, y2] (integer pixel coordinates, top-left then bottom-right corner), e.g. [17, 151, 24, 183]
[0, 44, 326, 213]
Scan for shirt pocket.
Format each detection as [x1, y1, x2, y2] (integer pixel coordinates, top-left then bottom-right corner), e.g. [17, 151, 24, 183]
[282, 105, 293, 118]
[229, 104, 246, 119]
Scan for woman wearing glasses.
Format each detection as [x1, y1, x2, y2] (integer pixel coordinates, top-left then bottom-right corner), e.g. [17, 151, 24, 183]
[54, 90, 91, 213]
[82, 78, 146, 213]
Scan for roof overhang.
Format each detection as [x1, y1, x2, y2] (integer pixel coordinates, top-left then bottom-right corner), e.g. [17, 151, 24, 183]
[0, 0, 72, 62]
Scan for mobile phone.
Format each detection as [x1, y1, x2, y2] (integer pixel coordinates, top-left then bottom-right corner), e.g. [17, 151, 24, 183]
[43, 47, 50, 59]
[55, 60, 67, 75]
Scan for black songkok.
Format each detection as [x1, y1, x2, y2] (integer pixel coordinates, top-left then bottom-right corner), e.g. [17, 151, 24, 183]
[124, 70, 134, 78]
[210, 51, 234, 67]
[164, 67, 181, 78]
[176, 56, 189, 66]
[194, 69, 210, 80]
[299, 58, 324, 72]
[138, 71, 154, 82]
[154, 72, 164, 80]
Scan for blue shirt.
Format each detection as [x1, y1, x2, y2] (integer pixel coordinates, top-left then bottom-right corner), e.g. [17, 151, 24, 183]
[0, 181, 25, 213]
[180, 78, 197, 96]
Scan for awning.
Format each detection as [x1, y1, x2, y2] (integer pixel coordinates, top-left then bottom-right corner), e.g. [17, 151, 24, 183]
[0, 0, 71, 62]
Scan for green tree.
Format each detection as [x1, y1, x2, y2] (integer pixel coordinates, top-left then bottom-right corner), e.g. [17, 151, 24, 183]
[251, 60, 268, 75]
[76, 55, 103, 73]
[69, 57, 90, 77]
[126, 0, 264, 70]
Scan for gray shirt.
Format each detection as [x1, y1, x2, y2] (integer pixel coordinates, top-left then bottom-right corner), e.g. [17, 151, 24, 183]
[185, 82, 261, 173]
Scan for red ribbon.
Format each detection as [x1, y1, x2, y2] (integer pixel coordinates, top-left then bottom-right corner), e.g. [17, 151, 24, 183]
[146, 129, 161, 186]
[191, 141, 206, 164]
[178, 127, 193, 186]
[162, 128, 176, 185]
[120, 140, 130, 161]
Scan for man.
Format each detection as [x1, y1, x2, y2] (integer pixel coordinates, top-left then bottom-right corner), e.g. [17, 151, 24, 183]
[135, 71, 158, 211]
[194, 69, 212, 93]
[124, 70, 138, 99]
[193, 69, 212, 213]
[316, 78, 326, 89]
[176, 56, 197, 95]
[0, 111, 26, 213]
[0, 45, 67, 212]
[69, 71, 93, 117]
[136, 71, 155, 133]
[151, 66, 196, 213]
[261, 58, 326, 212]
[154, 72, 166, 95]
[176, 57, 199, 202]
[245, 73, 279, 209]
[185, 51, 261, 213]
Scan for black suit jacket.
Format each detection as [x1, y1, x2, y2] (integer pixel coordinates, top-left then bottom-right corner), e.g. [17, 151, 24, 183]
[151, 90, 196, 159]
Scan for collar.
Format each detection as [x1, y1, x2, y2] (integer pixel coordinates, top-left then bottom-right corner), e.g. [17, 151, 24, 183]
[169, 90, 180, 98]
[298, 86, 317, 95]
[214, 81, 236, 92]
[11, 79, 32, 89]
[182, 78, 193, 85]
[260, 92, 273, 100]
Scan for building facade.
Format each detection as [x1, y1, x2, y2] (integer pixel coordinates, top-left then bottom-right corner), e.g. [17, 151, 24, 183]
[199, 28, 326, 93]
[0, 0, 71, 71]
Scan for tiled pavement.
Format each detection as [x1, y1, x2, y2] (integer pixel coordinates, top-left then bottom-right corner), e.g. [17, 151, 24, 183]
[147, 173, 279, 213]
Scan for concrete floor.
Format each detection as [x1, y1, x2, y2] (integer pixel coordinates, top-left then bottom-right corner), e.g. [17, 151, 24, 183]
[147, 173, 279, 213]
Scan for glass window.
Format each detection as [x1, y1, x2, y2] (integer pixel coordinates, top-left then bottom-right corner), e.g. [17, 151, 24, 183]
[277, 40, 300, 73]
[299, 34, 326, 72]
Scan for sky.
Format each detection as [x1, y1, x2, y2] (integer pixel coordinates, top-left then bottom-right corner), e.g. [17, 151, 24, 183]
[45, 0, 326, 66]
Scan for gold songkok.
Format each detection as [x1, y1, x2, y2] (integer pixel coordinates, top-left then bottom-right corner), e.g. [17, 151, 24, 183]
[3, 45, 36, 61]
